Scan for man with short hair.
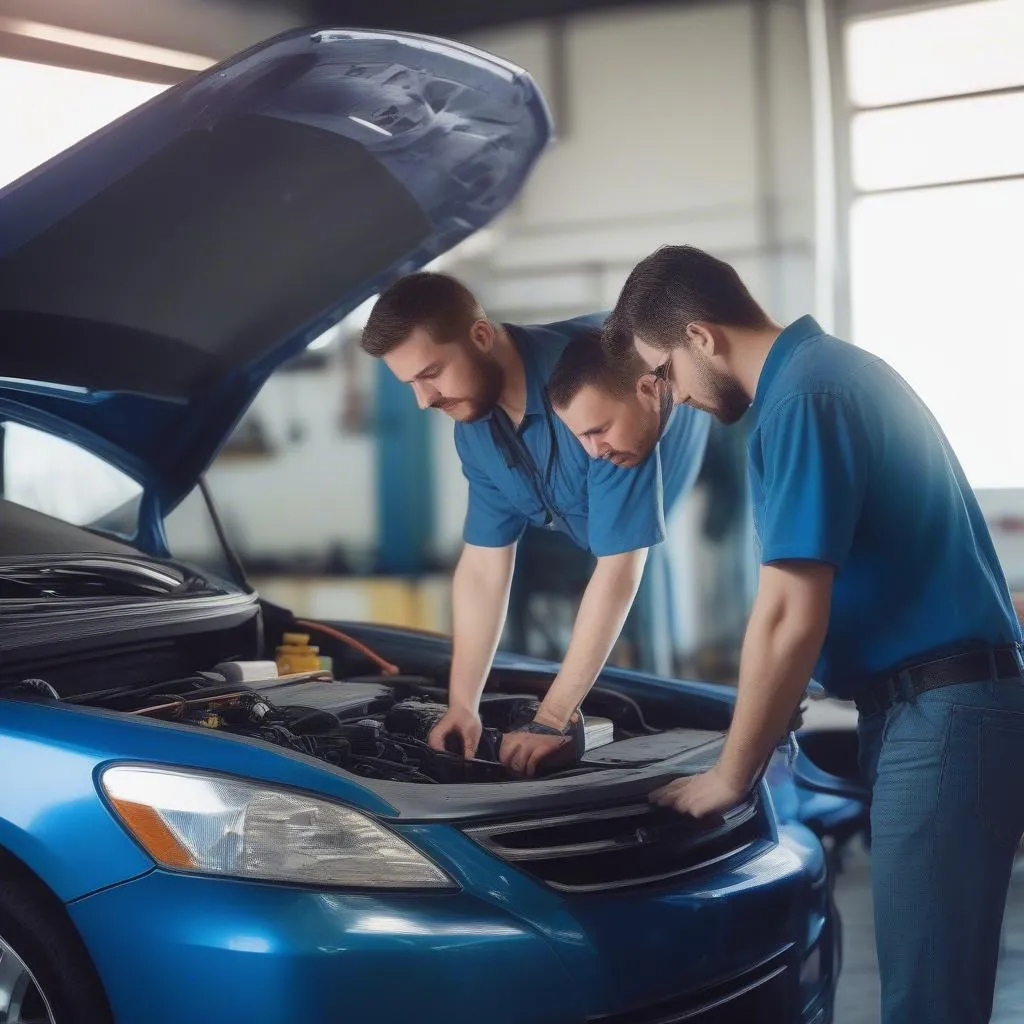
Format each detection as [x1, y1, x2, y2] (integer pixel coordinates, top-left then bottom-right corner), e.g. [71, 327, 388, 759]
[547, 329, 708, 513]
[546, 331, 712, 681]
[361, 272, 708, 777]
[609, 243, 1024, 1024]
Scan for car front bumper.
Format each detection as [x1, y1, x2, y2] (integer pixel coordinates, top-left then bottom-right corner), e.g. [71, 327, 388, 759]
[67, 823, 837, 1024]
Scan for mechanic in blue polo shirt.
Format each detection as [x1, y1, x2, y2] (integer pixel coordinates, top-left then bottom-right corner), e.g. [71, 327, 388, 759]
[609, 244, 1024, 1024]
[360, 272, 709, 778]
[546, 328, 708, 506]
[544, 329, 711, 678]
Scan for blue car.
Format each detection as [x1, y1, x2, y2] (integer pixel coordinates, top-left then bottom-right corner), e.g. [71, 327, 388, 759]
[0, 28, 840, 1024]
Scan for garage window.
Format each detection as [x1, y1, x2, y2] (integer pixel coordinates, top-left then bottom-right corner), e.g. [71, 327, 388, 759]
[845, 0, 1024, 490]
[0, 57, 166, 189]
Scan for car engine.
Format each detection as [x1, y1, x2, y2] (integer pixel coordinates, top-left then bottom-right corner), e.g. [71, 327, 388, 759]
[5, 663, 725, 785]
[121, 675, 571, 783]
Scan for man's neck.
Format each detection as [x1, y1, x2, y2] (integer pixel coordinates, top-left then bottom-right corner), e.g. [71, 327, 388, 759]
[730, 322, 784, 402]
[493, 323, 529, 427]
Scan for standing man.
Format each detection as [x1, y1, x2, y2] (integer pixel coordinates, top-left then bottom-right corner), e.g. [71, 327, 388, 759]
[360, 272, 708, 777]
[608, 244, 1024, 1024]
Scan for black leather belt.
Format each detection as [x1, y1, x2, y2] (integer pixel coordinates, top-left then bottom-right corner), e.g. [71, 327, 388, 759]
[854, 644, 1024, 716]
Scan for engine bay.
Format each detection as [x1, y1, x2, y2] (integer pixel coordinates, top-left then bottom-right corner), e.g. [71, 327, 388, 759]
[0, 509, 732, 787]
[127, 674, 555, 784]
[7, 661, 724, 785]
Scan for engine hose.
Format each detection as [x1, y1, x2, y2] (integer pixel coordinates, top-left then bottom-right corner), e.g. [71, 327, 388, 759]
[592, 686, 659, 734]
[295, 619, 400, 676]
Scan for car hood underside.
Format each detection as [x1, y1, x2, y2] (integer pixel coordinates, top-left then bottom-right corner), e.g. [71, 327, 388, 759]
[0, 28, 551, 511]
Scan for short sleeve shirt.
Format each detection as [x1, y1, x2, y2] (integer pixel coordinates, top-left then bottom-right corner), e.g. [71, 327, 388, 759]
[454, 314, 707, 557]
[747, 315, 1022, 696]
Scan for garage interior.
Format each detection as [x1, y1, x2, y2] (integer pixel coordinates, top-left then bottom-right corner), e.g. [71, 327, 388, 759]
[0, 0, 1022, 1021]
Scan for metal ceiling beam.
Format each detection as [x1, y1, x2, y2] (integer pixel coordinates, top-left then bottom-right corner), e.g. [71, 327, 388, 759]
[0, 30, 190, 83]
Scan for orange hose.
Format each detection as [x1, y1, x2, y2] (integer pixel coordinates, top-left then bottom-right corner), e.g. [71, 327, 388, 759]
[296, 619, 401, 676]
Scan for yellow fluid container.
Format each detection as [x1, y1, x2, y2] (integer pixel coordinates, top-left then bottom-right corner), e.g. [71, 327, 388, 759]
[276, 632, 321, 675]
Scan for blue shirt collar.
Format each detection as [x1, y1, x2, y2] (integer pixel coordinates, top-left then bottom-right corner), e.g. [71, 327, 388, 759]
[502, 323, 548, 419]
[750, 315, 824, 417]
[509, 323, 548, 415]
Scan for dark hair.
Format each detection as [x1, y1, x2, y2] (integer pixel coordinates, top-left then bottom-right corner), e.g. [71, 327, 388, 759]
[547, 328, 648, 410]
[360, 272, 484, 357]
[610, 245, 770, 351]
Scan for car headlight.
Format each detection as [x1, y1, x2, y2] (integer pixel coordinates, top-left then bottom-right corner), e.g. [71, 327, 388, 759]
[100, 765, 454, 889]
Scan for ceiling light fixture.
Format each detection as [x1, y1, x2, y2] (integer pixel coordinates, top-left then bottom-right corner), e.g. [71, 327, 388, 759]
[0, 17, 215, 71]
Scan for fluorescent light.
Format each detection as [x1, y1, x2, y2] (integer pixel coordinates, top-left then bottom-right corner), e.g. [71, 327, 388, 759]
[349, 115, 392, 137]
[0, 17, 215, 71]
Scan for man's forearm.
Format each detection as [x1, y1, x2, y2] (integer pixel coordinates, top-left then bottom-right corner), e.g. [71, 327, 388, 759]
[448, 544, 516, 711]
[716, 565, 832, 791]
[536, 549, 648, 729]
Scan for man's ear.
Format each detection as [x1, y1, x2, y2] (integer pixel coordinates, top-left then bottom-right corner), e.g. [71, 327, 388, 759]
[686, 321, 721, 357]
[469, 318, 494, 353]
[636, 373, 661, 403]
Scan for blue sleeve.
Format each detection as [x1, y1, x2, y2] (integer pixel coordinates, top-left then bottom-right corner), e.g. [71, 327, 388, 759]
[586, 450, 666, 557]
[757, 393, 870, 569]
[454, 430, 527, 548]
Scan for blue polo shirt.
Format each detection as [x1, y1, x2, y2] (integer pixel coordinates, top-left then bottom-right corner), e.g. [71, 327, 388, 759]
[455, 313, 710, 556]
[748, 315, 1022, 697]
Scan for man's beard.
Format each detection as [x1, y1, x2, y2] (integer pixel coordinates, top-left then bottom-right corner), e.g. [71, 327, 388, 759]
[690, 349, 750, 424]
[431, 347, 505, 422]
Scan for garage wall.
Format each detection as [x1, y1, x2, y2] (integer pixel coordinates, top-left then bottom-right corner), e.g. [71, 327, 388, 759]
[457, 1, 814, 319]
[429, 0, 816, 561]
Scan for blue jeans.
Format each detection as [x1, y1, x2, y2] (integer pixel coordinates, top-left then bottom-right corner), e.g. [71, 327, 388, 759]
[858, 678, 1024, 1024]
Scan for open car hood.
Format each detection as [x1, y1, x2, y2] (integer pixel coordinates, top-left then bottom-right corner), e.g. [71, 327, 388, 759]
[0, 28, 551, 511]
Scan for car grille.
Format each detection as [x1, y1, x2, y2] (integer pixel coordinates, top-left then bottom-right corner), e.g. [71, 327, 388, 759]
[462, 794, 768, 893]
[587, 945, 797, 1023]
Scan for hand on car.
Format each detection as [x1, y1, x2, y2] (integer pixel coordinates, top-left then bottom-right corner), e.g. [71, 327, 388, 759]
[650, 765, 749, 817]
[500, 730, 570, 778]
[428, 705, 482, 758]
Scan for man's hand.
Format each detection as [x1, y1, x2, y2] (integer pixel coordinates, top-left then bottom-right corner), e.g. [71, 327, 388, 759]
[500, 731, 570, 777]
[428, 706, 483, 758]
[650, 765, 749, 818]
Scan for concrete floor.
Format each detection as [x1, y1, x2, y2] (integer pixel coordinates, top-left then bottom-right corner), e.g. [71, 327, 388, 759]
[832, 841, 1024, 1022]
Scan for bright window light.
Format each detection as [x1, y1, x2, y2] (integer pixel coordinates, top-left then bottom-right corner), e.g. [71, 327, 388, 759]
[4, 422, 142, 526]
[847, 0, 1024, 108]
[850, 180, 1024, 490]
[852, 92, 1024, 191]
[0, 57, 167, 189]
